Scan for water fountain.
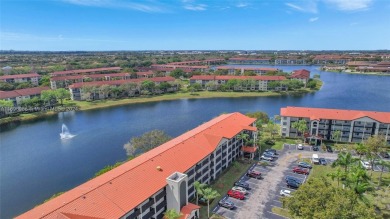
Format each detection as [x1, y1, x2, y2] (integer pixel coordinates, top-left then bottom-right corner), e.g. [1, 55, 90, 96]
[60, 124, 75, 139]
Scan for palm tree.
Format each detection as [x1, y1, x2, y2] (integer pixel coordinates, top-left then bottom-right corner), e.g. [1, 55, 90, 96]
[237, 132, 250, 145]
[202, 187, 220, 218]
[163, 209, 182, 219]
[193, 181, 206, 205]
[332, 152, 359, 174]
[332, 130, 342, 144]
[327, 167, 344, 187]
[292, 120, 308, 143]
[355, 143, 367, 159]
[347, 165, 371, 195]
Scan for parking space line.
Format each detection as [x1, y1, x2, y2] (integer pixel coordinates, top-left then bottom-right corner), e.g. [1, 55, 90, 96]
[280, 186, 297, 191]
[218, 207, 237, 215]
[273, 199, 282, 204]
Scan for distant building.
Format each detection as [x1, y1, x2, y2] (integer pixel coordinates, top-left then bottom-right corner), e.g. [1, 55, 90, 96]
[0, 73, 41, 86]
[1, 66, 12, 75]
[189, 75, 287, 91]
[50, 67, 122, 77]
[0, 87, 50, 106]
[280, 106, 390, 144]
[17, 112, 257, 219]
[291, 69, 310, 87]
[216, 66, 280, 75]
[68, 77, 176, 101]
[228, 57, 271, 65]
[313, 55, 351, 65]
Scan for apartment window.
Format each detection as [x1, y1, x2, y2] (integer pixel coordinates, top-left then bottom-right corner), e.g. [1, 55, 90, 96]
[283, 122, 287, 125]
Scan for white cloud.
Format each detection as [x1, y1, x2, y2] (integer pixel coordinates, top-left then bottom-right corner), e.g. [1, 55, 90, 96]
[285, 1, 318, 13]
[323, 0, 373, 11]
[236, 3, 249, 8]
[183, 4, 207, 11]
[62, 0, 166, 12]
[309, 17, 319, 22]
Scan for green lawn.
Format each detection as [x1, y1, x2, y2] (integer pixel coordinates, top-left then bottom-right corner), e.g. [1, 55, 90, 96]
[272, 138, 297, 150]
[199, 160, 253, 219]
[271, 207, 291, 218]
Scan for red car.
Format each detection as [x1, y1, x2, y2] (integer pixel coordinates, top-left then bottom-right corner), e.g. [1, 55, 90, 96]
[246, 170, 262, 179]
[227, 190, 245, 200]
[292, 167, 309, 175]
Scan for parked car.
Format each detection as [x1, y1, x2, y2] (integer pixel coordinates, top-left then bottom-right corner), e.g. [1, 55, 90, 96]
[319, 158, 328, 165]
[326, 145, 333, 153]
[293, 167, 310, 175]
[312, 146, 319, 151]
[264, 152, 277, 158]
[280, 189, 292, 197]
[380, 151, 390, 158]
[360, 160, 372, 170]
[261, 155, 273, 161]
[298, 162, 312, 169]
[218, 197, 235, 209]
[285, 176, 302, 184]
[198, 197, 212, 205]
[286, 180, 300, 189]
[265, 148, 278, 155]
[319, 158, 327, 165]
[297, 144, 304, 150]
[234, 181, 250, 190]
[227, 190, 245, 200]
[246, 170, 262, 179]
[231, 186, 248, 194]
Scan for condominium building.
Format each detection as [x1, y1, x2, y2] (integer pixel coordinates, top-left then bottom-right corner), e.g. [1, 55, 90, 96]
[50, 67, 122, 77]
[280, 107, 390, 144]
[68, 77, 176, 100]
[0, 73, 41, 86]
[228, 58, 271, 65]
[17, 112, 257, 219]
[291, 69, 310, 87]
[0, 87, 50, 107]
[189, 75, 286, 91]
[216, 66, 280, 75]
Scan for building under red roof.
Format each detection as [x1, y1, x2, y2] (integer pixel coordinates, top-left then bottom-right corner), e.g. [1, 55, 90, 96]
[68, 77, 175, 89]
[291, 69, 310, 79]
[16, 112, 256, 219]
[281, 106, 390, 123]
[190, 75, 286, 81]
[0, 73, 40, 80]
[0, 87, 50, 99]
[51, 67, 121, 76]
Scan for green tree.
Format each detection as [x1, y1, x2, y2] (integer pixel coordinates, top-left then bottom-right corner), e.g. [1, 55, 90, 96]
[194, 181, 206, 205]
[347, 165, 371, 195]
[0, 81, 15, 91]
[0, 99, 13, 107]
[20, 97, 42, 107]
[39, 75, 51, 86]
[99, 85, 111, 99]
[158, 82, 172, 92]
[237, 132, 250, 145]
[291, 120, 308, 143]
[55, 88, 70, 105]
[189, 83, 202, 93]
[332, 152, 359, 175]
[245, 111, 270, 123]
[283, 177, 378, 219]
[141, 80, 155, 93]
[355, 143, 367, 159]
[327, 167, 345, 187]
[41, 90, 57, 106]
[163, 209, 182, 219]
[332, 130, 342, 144]
[123, 130, 172, 156]
[376, 160, 390, 188]
[364, 135, 387, 177]
[202, 187, 220, 218]
[169, 69, 185, 79]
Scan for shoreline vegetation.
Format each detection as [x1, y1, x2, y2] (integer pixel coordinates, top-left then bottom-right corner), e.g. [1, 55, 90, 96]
[323, 69, 390, 76]
[0, 84, 321, 126]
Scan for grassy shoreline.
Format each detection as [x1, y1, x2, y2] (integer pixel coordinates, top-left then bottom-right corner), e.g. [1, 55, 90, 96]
[324, 70, 390, 76]
[0, 87, 320, 126]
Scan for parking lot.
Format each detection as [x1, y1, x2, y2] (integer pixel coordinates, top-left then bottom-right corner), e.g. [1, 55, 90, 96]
[212, 163, 272, 219]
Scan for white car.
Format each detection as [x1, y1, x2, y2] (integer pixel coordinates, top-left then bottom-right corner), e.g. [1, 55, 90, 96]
[232, 186, 248, 194]
[261, 155, 273, 161]
[297, 144, 304, 150]
[360, 160, 372, 170]
[280, 189, 292, 197]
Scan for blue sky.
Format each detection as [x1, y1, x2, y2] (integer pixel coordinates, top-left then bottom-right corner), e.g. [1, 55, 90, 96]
[1, 0, 389, 51]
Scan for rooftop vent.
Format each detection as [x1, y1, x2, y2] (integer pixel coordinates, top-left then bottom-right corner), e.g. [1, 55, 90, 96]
[157, 166, 162, 171]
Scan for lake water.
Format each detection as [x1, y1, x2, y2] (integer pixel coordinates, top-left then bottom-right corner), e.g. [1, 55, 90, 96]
[1, 66, 390, 218]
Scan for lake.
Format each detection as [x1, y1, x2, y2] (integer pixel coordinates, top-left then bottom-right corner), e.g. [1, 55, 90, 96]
[1, 66, 390, 218]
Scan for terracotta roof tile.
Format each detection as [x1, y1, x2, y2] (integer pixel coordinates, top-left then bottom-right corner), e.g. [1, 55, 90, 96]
[0, 87, 50, 99]
[0, 73, 40, 80]
[281, 106, 390, 123]
[17, 113, 256, 219]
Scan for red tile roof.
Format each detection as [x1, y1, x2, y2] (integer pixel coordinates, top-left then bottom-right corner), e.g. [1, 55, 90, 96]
[0, 87, 50, 99]
[229, 57, 271, 61]
[16, 113, 256, 219]
[190, 75, 286, 81]
[68, 77, 175, 89]
[241, 146, 257, 153]
[0, 73, 40, 80]
[180, 203, 200, 219]
[216, 66, 278, 71]
[291, 69, 310, 79]
[281, 107, 390, 123]
[51, 67, 121, 76]
[51, 72, 134, 81]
